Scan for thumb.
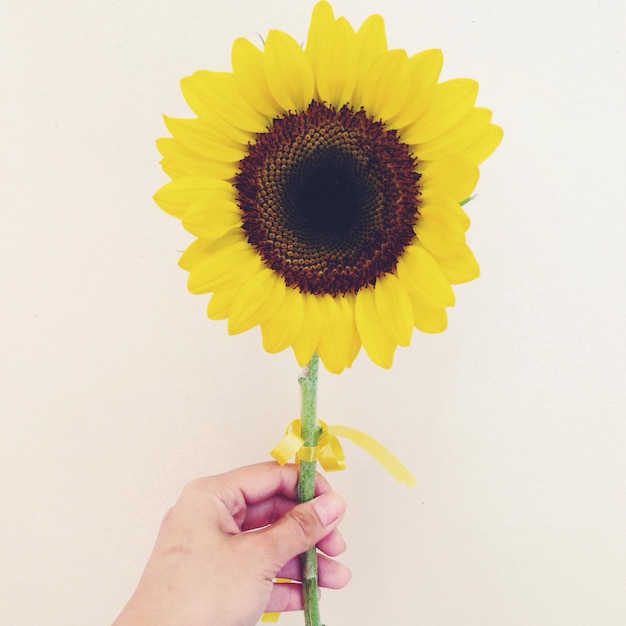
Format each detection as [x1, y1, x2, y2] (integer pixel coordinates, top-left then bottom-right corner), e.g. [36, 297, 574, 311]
[256, 491, 346, 567]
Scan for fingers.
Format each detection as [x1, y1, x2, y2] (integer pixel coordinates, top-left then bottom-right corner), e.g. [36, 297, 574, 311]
[275, 524, 349, 586]
[316, 527, 346, 557]
[219, 461, 332, 504]
[265, 582, 306, 613]
[210, 462, 332, 529]
[265, 557, 352, 613]
[276, 553, 352, 590]
[248, 490, 346, 568]
[241, 494, 299, 531]
[242, 501, 348, 541]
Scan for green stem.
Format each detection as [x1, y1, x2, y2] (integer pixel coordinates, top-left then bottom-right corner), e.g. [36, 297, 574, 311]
[297, 353, 323, 626]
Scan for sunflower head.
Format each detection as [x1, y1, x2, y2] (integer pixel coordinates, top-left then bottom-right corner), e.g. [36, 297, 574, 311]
[154, 1, 502, 373]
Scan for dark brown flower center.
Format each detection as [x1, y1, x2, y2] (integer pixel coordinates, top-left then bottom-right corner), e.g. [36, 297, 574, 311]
[235, 101, 421, 295]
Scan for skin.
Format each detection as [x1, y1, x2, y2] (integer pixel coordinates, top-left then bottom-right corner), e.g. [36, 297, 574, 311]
[112, 462, 350, 626]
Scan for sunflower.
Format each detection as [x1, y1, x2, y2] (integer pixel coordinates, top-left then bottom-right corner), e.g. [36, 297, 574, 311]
[154, 1, 502, 374]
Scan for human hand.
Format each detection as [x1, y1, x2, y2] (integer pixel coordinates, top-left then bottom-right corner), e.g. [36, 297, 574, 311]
[112, 461, 350, 626]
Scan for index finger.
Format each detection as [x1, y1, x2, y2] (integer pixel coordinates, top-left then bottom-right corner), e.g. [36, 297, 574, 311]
[212, 461, 332, 516]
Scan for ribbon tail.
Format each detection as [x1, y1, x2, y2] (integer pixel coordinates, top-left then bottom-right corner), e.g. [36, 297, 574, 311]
[261, 578, 296, 622]
[328, 425, 416, 487]
[261, 612, 280, 622]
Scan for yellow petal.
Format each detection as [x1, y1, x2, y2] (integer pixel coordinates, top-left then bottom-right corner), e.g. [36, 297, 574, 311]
[164, 116, 247, 162]
[305, 1, 336, 66]
[458, 123, 504, 164]
[360, 49, 411, 121]
[409, 297, 448, 333]
[437, 243, 480, 284]
[157, 138, 238, 180]
[316, 295, 356, 374]
[231, 37, 281, 118]
[261, 287, 304, 353]
[154, 177, 234, 218]
[387, 49, 443, 130]
[264, 30, 315, 112]
[355, 13, 387, 55]
[354, 286, 396, 368]
[396, 245, 455, 307]
[417, 107, 493, 161]
[418, 155, 480, 203]
[418, 195, 471, 233]
[351, 14, 387, 105]
[187, 236, 261, 293]
[179, 238, 213, 271]
[207, 287, 240, 320]
[308, 16, 358, 109]
[178, 81, 253, 146]
[182, 196, 242, 240]
[292, 293, 325, 367]
[402, 79, 479, 145]
[344, 294, 363, 367]
[228, 268, 286, 335]
[374, 274, 413, 347]
[159, 162, 188, 180]
[415, 215, 466, 258]
[181, 71, 269, 133]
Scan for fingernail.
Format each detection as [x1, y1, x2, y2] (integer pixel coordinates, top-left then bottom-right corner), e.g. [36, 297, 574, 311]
[312, 491, 345, 526]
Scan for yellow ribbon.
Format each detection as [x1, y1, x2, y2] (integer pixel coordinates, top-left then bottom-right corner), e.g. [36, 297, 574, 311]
[261, 579, 293, 622]
[270, 419, 416, 487]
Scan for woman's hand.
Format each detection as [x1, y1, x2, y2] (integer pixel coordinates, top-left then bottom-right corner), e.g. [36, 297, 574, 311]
[113, 461, 350, 626]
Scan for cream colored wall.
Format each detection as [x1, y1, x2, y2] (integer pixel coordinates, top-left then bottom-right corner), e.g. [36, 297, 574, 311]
[2, 1, 626, 625]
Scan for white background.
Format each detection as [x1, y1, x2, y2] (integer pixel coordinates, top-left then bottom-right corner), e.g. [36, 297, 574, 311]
[2, 1, 626, 624]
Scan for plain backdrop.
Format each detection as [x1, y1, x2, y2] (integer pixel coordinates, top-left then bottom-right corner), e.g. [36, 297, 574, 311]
[2, 1, 625, 625]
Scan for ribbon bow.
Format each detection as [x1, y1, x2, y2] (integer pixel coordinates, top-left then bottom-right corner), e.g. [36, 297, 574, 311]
[270, 418, 416, 486]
